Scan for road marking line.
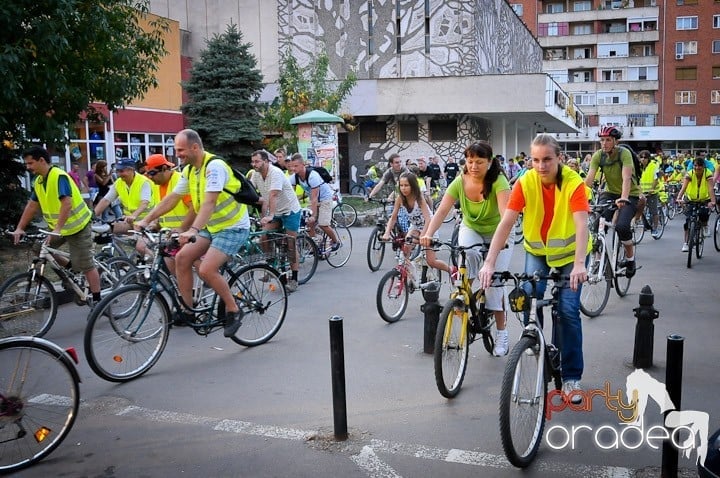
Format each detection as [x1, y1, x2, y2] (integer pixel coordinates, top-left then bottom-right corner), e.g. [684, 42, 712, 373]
[351, 445, 403, 478]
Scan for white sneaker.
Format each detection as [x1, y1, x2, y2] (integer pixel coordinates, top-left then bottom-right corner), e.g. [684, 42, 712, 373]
[562, 380, 583, 405]
[704, 226, 710, 238]
[681, 243, 689, 252]
[493, 330, 509, 357]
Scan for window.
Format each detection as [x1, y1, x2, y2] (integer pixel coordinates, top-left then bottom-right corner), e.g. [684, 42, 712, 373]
[712, 90, 720, 104]
[573, 1, 592, 11]
[398, 121, 418, 142]
[628, 65, 658, 80]
[675, 116, 696, 126]
[675, 41, 698, 55]
[713, 66, 720, 79]
[677, 0, 698, 4]
[510, 3, 523, 16]
[428, 120, 457, 142]
[570, 70, 592, 82]
[573, 93, 596, 106]
[597, 91, 627, 105]
[395, 2, 401, 54]
[714, 41, 720, 54]
[424, 0, 430, 53]
[538, 22, 569, 37]
[598, 43, 629, 58]
[675, 91, 697, 104]
[360, 121, 386, 143]
[601, 69, 623, 81]
[676, 17, 698, 30]
[573, 47, 591, 59]
[714, 15, 720, 29]
[368, 0, 374, 54]
[606, 22, 626, 33]
[711, 115, 720, 126]
[573, 24, 592, 35]
[676, 67, 697, 80]
[546, 3, 564, 13]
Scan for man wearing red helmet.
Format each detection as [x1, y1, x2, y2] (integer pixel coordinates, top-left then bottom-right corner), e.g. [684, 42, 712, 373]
[584, 126, 641, 278]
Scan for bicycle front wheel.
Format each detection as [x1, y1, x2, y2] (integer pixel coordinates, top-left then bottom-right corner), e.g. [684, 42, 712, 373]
[0, 272, 57, 338]
[226, 263, 287, 346]
[376, 269, 408, 323]
[0, 337, 80, 473]
[499, 335, 547, 468]
[614, 243, 632, 297]
[633, 218, 645, 244]
[687, 222, 696, 269]
[84, 284, 170, 382]
[366, 228, 385, 272]
[326, 225, 352, 268]
[296, 234, 319, 284]
[714, 215, 720, 252]
[580, 250, 611, 318]
[696, 223, 704, 259]
[332, 203, 357, 227]
[653, 207, 666, 239]
[434, 299, 470, 398]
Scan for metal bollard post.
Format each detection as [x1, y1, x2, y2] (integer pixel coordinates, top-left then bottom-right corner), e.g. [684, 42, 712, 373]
[421, 283, 441, 354]
[328, 316, 348, 440]
[661, 334, 684, 478]
[632, 285, 659, 369]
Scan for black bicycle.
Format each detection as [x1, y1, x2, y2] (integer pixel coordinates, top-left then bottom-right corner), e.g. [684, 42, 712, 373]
[682, 200, 708, 269]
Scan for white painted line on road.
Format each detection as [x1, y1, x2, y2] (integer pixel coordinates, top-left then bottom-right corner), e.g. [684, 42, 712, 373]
[351, 445, 403, 478]
[214, 419, 311, 440]
[28, 393, 74, 407]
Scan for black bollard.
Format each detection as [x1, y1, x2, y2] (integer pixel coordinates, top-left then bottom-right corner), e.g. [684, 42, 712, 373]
[661, 334, 684, 478]
[421, 283, 441, 354]
[632, 285, 659, 369]
[328, 316, 348, 440]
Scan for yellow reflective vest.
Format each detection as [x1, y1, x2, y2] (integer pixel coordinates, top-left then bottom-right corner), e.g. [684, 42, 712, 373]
[519, 168, 591, 267]
[34, 167, 92, 236]
[151, 171, 189, 229]
[185, 153, 247, 233]
[685, 170, 712, 201]
[115, 173, 153, 220]
[639, 160, 660, 194]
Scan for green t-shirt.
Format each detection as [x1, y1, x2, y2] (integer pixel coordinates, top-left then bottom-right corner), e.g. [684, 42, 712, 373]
[590, 148, 641, 197]
[446, 174, 510, 235]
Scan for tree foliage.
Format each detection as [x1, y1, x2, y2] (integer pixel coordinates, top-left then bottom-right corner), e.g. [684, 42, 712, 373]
[0, 0, 168, 225]
[182, 24, 264, 163]
[262, 50, 357, 151]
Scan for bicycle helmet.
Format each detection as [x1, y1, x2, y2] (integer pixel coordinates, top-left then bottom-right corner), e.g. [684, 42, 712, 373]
[698, 426, 720, 478]
[665, 166, 675, 173]
[598, 125, 622, 139]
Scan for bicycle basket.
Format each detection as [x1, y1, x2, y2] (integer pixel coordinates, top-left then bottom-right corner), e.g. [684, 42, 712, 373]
[508, 287, 530, 313]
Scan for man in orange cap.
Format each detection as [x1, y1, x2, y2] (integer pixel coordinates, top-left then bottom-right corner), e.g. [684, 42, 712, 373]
[144, 154, 194, 231]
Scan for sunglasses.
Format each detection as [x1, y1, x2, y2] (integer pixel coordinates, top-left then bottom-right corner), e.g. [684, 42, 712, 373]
[146, 169, 163, 177]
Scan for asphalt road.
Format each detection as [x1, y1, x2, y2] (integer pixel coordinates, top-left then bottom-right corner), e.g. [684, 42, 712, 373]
[13, 218, 720, 478]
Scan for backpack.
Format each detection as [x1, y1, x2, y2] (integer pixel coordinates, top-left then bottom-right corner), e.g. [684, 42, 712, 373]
[183, 156, 260, 205]
[295, 166, 333, 186]
[617, 143, 642, 184]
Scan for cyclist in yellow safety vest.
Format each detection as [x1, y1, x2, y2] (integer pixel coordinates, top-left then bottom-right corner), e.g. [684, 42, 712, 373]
[136, 129, 250, 338]
[94, 158, 154, 234]
[676, 157, 716, 252]
[11, 146, 102, 305]
[638, 151, 662, 238]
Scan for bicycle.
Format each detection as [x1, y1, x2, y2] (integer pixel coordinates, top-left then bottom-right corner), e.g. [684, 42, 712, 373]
[376, 237, 443, 323]
[84, 228, 288, 382]
[302, 211, 353, 268]
[579, 200, 635, 317]
[431, 240, 500, 398]
[366, 197, 408, 272]
[0, 230, 135, 338]
[499, 270, 565, 468]
[0, 336, 81, 473]
[714, 206, 720, 252]
[350, 175, 375, 197]
[633, 194, 665, 243]
[681, 200, 708, 269]
[665, 183, 682, 220]
[331, 190, 358, 227]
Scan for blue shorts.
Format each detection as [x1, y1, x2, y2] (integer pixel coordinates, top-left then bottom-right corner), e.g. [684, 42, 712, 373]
[271, 210, 301, 233]
[198, 227, 249, 257]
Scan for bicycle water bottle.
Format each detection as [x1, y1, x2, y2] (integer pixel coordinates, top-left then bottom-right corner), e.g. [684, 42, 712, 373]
[546, 343, 561, 371]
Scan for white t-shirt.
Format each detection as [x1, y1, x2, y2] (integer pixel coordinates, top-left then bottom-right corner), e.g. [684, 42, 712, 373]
[251, 164, 301, 215]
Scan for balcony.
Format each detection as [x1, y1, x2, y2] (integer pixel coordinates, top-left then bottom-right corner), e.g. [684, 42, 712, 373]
[538, 6, 659, 24]
[543, 55, 658, 71]
[539, 29, 658, 48]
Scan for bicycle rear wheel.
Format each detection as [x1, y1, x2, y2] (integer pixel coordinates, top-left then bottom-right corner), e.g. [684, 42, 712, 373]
[434, 299, 470, 398]
[366, 228, 385, 272]
[614, 243, 632, 297]
[652, 207, 665, 239]
[326, 225, 352, 268]
[376, 269, 408, 323]
[714, 215, 720, 252]
[0, 337, 80, 473]
[84, 284, 170, 382]
[332, 203, 357, 227]
[696, 224, 704, 259]
[296, 234, 319, 284]
[580, 251, 611, 317]
[225, 264, 287, 346]
[0, 272, 57, 338]
[687, 222, 696, 269]
[499, 335, 547, 468]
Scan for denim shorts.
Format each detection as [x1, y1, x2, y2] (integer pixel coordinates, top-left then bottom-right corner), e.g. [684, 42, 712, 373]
[271, 210, 301, 233]
[199, 227, 249, 257]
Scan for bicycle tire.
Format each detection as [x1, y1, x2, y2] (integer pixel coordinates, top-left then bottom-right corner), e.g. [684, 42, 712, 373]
[0, 272, 57, 338]
[225, 263, 287, 346]
[633, 218, 645, 244]
[296, 234, 319, 284]
[580, 249, 611, 317]
[449, 224, 460, 267]
[513, 214, 524, 244]
[652, 207, 665, 239]
[350, 184, 366, 196]
[714, 215, 720, 252]
[434, 299, 469, 398]
[332, 203, 357, 228]
[0, 337, 80, 473]
[696, 223, 704, 259]
[99, 257, 137, 292]
[667, 200, 677, 220]
[614, 243, 632, 297]
[84, 284, 170, 382]
[366, 228, 386, 272]
[687, 221, 696, 269]
[420, 266, 443, 302]
[376, 269, 408, 323]
[499, 335, 547, 468]
[662, 204, 669, 226]
[325, 225, 352, 268]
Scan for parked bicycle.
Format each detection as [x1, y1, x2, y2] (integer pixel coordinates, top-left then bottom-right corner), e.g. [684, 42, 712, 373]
[431, 240, 502, 398]
[84, 228, 288, 382]
[0, 229, 135, 338]
[681, 200, 709, 269]
[579, 200, 635, 317]
[498, 270, 565, 468]
[376, 237, 443, 323]
[0, 336, 81, 473]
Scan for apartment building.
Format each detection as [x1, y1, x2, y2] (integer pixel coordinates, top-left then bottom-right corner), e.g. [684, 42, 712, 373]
[511, 0, 720, 158]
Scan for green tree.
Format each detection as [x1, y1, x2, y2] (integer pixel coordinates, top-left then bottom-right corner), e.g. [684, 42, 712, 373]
[262, 50, 357, 151]
[182, 24, 264, 163]
[0, 0, 168, 225]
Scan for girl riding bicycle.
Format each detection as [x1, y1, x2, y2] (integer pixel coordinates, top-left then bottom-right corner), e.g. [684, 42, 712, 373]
[479, 133, 590, 404]
[383, 172, 451, 277]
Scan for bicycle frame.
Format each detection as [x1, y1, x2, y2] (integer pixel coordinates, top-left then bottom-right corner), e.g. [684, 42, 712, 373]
[28, 237, 91, 303]
[588, 204, 622, 279]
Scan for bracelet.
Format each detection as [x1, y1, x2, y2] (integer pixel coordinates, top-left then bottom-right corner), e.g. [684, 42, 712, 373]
[189, 226, 200, 233]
